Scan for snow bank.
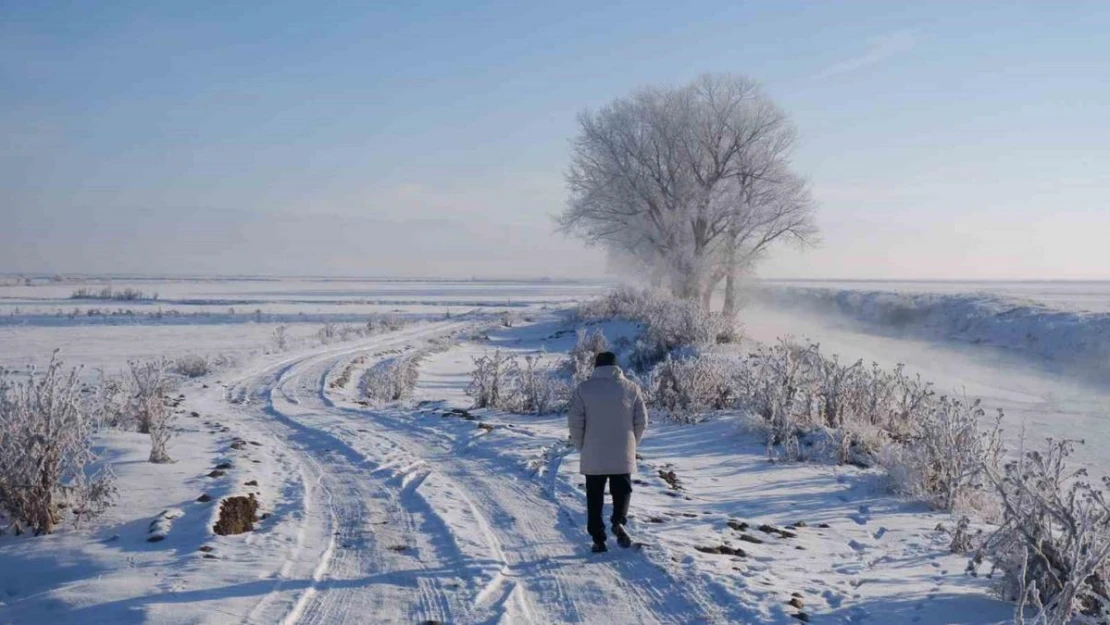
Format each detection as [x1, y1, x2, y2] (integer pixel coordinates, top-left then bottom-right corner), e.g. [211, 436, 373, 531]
[758, 287, 1110, 375]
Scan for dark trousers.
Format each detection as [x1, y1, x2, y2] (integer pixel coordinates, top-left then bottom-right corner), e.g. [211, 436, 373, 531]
[585, 474, 632, 544]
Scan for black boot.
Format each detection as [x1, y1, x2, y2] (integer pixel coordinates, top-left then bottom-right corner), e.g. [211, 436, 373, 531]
[591, 541, 608, 553]
[613, 525, 632, 549]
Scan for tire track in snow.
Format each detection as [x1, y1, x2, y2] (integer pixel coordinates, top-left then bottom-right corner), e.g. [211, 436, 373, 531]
[221, 317, 715, 625]
[217, 320, 482, 624]
[321, 404, 708, 624]
[264, 321, 479, 625]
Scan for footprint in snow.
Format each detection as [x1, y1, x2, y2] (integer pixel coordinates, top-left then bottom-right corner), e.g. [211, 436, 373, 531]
[848, 540, 868, 553]
[845, 606, 869, 623]
[850, 505, 871, 526]
[822, 589, 844, 608]
[871, 527, 888, 540]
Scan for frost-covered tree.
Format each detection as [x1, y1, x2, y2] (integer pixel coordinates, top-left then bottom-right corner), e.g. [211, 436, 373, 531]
[560, 74, 817, 312]
[0, 353, 116, 535]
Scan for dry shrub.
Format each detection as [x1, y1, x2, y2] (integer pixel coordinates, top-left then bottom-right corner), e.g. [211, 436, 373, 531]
[213, 495, 259, 536]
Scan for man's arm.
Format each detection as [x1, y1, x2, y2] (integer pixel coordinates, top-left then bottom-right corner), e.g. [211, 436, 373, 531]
[568, 387, 586, 450]
[632, 387, 647, 445]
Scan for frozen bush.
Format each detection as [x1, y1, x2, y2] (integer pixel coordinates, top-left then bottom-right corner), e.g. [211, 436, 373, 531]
[362, 355, 421, 403]
[813, 353, 863, 429]
[467, 351, 570, 414]
[89, 370, 130, 430]
[721, 337, 1006, 502]
[575, 286, 657, 321]
[466, 350, 518, 410]
[885, 367, 936, 440]
[337, 324, 356, 341]
[648, 356, 737, 423]
[971, 439, 1110, 625]
[171, 355, 210, 378]
[517, 354, 570, 415]
[853, 362, 899, 427]
[744, 339, 821, 460]
[317, 320, 337, 344]
[631, 299, 736, 371]
[0, 353, 116, 535]
[366, 314, 405, 335]
[881, 396, 1003, 512]
[272, 324, 289, 351]
[577, 288, 739, 371]
[127, 359, 177, 463]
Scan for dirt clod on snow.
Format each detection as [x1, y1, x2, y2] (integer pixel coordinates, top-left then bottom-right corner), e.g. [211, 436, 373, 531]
[213, 495, 259, 536]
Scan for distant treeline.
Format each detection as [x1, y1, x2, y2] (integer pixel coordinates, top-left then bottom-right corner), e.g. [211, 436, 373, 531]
[70, 287, 159, 301]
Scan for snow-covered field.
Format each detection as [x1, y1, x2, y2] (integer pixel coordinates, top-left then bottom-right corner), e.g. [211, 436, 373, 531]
[5, 277, 1087, 624]
[0, 278, 609, 375]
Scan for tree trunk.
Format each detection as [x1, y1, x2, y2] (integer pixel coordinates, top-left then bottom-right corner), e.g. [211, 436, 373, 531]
[722, 236, 740, 318]
[702, 274, 724, 309]
[722, 269, 738, 318]
[676, 265, 703, 301]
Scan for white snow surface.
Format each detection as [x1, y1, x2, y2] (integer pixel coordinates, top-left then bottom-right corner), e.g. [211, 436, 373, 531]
[0, 285, 1013, 625]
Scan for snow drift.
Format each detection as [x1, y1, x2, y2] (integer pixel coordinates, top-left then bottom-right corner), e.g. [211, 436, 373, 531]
[757, 287, 1110, 376]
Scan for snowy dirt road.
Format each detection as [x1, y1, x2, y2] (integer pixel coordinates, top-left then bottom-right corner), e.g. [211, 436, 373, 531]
[205, 319, 710, 625]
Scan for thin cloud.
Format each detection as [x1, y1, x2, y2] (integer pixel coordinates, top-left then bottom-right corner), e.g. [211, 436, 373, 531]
[815, 30, 918, 79]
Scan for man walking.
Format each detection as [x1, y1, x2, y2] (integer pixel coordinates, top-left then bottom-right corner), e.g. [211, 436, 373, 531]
[568, 351, 648, 553]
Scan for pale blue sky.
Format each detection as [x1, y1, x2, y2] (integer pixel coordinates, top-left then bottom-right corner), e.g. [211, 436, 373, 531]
[3, 1, 1108, 279]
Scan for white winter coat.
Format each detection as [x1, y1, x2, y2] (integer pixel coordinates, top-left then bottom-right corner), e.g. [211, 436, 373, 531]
[568, 366, 648, 475]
